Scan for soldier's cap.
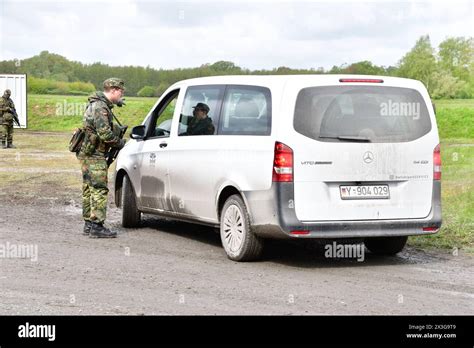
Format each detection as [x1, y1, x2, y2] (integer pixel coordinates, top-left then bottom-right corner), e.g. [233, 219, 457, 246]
[103, 78, 125, 91]
[192, 102, 210, 113]
[4, 89, 11, 94]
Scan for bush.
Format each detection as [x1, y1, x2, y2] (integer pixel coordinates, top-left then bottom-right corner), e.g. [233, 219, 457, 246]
[28, 77, 95, 95]
[137, 86, 156, 97]
[431, 70, 467, 99]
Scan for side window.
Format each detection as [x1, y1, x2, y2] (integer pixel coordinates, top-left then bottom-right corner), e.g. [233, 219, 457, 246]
[147, 89, 179, 139]
[178, 85, 225, 136]
[218, 85, 272, 135]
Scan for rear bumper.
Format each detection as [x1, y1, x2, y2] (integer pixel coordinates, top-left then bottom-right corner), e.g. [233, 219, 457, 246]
[243, 181, 442, 239]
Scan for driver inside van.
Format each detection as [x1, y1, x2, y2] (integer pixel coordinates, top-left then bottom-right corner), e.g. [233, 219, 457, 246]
[181, 102, 215, 136]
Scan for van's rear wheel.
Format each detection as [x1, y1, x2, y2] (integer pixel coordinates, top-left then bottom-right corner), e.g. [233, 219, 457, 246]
[220, 194, 264, 261]
[365, 236, 407, 255]
[121, 175, 141, 228]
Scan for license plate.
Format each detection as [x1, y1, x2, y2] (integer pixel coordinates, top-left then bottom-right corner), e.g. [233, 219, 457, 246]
[340, 185, 390, 200]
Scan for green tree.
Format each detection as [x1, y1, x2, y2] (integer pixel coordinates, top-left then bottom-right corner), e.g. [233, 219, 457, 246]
[275, 66, 292, 74]
[329, 61, 386, 75]
[156, 82, 170, 97]
[397, 35, 437, 92]
[345, 61, 386, 75]
[209, 61, 240, 72]
[438, 37, 474, 81]
[438, 37, 474, 98]
[6, 37, 473, 98]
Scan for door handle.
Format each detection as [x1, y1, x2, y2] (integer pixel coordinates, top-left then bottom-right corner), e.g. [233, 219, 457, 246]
[160, 142, 168, 148]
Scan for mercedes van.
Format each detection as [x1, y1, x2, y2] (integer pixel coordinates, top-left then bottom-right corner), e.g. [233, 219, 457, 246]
[114, 75, 442, 261]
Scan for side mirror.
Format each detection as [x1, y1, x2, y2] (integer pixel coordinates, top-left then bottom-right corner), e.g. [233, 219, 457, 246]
[130, 125, 146, 140]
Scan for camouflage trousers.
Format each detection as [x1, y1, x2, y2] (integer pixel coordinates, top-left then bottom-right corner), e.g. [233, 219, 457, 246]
[0, 122, 13, 146]
[80, 158, 109, 224]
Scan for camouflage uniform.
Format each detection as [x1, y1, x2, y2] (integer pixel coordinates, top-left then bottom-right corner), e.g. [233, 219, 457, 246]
[0, 89, 16, 148]
[78, 80, 125, 227]
[186, 116, 215, 135]
[184, 102, 215, 135]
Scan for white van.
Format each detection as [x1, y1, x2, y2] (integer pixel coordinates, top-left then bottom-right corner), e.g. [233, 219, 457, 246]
[114, 75, 442, 261]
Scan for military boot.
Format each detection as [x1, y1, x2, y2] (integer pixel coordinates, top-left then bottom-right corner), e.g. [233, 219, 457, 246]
[7, 143, 16, 149]
[89, 222, 117, 238]
[1, 139, 7, 149]
[83, 220, 93, 235]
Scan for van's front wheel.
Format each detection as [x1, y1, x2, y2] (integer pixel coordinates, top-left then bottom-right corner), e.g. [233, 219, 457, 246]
[365, 236, 407, 255]
[220, 194, 264, 261]
[121, 175, 141, 228]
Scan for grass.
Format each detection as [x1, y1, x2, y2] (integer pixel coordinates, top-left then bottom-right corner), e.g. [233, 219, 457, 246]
[14, 95, 474, 253]
[27, 94, 156, 133]
[429, 98, 474, 253]
[434, 99, 474, 109]
[409, 143, 474, 252]
[435, 108, 474, 142]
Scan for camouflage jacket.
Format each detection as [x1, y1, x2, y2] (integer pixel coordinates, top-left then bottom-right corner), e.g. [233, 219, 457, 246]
[78, 92, 122, 159]
[185, 116, 215, 135]
[0, 96, 15, 123]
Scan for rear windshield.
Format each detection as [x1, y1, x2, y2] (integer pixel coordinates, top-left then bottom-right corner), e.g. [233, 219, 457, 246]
[293, 86, 432, 143]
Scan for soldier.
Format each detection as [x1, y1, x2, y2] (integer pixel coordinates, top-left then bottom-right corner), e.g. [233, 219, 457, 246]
[78, 78, 126, 238]
[182, 102, 215, 136]
[0, 89, 17, 149]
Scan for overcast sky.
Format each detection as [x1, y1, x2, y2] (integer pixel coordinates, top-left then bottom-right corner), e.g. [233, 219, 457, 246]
[0, 0, 472, 70]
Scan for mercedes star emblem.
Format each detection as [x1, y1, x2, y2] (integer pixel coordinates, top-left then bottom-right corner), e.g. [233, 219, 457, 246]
[363, 151, 374, 164]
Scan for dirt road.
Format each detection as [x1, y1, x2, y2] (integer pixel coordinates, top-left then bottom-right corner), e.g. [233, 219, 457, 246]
[1, 200, 473, 315]
[0, 133, 473, 315]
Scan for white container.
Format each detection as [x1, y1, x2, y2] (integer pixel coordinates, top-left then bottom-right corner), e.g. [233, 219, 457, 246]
[0, 74, 27, 128]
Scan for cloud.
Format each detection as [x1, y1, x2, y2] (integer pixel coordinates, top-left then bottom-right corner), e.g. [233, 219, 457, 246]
[0, 0, 472, 70]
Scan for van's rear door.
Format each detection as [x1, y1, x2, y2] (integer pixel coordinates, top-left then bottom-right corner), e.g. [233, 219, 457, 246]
[289, 82, 437, 222]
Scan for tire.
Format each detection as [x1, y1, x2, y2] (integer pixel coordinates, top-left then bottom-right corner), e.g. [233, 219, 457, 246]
[220, 194, 264, 261]
[121, 175, 141, 228]
[365, 236, 408, 255]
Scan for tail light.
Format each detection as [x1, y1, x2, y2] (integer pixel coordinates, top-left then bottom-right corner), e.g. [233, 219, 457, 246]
[339, 78, 384, 83]
[423, 226, 439, 232]
[272, 142, 293, 182]
[290, 230, 310, 235]
[433, 144, 441, 180]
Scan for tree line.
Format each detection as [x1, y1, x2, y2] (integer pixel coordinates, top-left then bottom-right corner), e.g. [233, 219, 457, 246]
[0, 35, 472, 99]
